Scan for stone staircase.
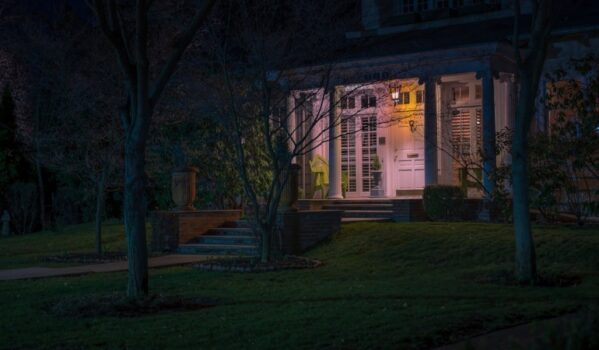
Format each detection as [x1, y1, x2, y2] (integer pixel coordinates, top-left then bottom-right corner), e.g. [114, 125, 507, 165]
[322, 199, 394, 222]
[176, 220, 260, 257]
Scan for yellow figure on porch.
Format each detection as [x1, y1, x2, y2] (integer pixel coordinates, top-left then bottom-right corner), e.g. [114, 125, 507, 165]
[309, 155, 329, 199]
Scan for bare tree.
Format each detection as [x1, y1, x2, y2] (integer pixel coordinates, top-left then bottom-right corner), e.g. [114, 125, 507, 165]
[200, 0, 376, 262]
[511, 0, 555, 284]
[88, 0, 216, 297]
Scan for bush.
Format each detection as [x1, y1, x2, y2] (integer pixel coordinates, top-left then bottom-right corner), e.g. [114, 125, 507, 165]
[6, 182, 38, 234]
[422, 185, 465, 221]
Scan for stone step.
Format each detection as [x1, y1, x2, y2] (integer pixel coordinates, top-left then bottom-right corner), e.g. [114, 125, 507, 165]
[176, 244, 259, 257]
[323, 204, 393, 211]
[221, 220, 252, 229]
[332, 199, 392, 205]
[341, 210, 394, 218]
[205, 227, 254, 236]
[196, 235, 259, 245]
[341, 217, 392, 223]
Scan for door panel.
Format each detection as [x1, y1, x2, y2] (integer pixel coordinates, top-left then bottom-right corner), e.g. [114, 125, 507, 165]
[393, 114, 425, 191]
[341, 114, 377, 197]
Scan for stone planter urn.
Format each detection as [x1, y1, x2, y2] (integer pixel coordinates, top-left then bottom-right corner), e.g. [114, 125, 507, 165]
[370, 170, 385, 197]
[171, 167, 198, 211]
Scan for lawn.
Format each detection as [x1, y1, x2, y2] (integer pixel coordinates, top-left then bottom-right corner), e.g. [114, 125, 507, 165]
[0, 222, 598, 349]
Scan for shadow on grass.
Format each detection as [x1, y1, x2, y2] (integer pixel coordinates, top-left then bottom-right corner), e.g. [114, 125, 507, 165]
[462, 269, 583, 288]
[45, 293, 217, 318]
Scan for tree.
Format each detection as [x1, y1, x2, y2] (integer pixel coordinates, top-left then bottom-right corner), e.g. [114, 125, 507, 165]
[0, 85, 19, 198]
[201, 0, 363, 262]
[529, 55, 599, 225]
[511, 0, 555, 283]
[89, 0, 216, 297]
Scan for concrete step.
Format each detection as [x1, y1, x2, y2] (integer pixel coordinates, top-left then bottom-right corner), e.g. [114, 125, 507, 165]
[221, 220, 252, 229]
[205, 227, 254, 236]
[332, 199, 391, 205]
[342, 217, 392, 223]
[323, 204, 393, 211]
[176, 244, 259, 257]
[196, 235, 259, 245]
[341, 210, 393, 218]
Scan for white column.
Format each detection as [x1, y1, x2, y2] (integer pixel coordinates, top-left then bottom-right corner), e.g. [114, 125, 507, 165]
[424, 77, 438, 186]
[286, 94, 296, 162]
[328, 87, 343, 199]
[481, 70, 496, 197]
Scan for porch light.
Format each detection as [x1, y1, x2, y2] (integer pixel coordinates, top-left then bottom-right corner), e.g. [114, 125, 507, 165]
[389, 84, 401, 104]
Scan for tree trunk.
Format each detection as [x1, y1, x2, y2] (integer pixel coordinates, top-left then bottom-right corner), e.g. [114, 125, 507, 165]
[260, 224, 270, 263]
[124, 136, 149, 298]
[94, 168, 107, 256]
[512, 73, 537, 284]
[35, 157, 46, 231]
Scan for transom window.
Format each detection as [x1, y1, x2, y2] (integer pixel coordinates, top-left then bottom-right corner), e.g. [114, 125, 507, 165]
[451, 86, 469, 103]
[361, 94, 377, 108]
[340, 96, 355, 110]
[436, 0, 449, 9]
[396, 92, 410, 105]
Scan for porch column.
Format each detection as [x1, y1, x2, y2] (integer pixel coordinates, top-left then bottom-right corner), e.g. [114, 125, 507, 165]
[328, 87, 343, 199]
[424, 76, 438, 186]
[480, 70, 496, 197]
[286, 94, 296, 161]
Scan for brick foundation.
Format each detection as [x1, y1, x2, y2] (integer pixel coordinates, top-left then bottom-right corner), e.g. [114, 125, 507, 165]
[279, 210, 342, 254]
[150, 210, 242, 252]
[390, 199, 426, 222]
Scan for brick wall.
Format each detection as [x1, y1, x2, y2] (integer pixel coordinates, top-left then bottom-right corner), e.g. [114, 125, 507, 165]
[280, 210, 342, 254]
[390, 199, 426, 222]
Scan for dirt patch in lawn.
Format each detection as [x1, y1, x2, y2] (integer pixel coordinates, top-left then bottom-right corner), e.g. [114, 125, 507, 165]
[46, 293, 217, 318]
[194, 255, 322, 272]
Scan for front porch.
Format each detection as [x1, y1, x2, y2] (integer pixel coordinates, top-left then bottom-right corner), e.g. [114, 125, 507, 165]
[291, 44, 516, 203]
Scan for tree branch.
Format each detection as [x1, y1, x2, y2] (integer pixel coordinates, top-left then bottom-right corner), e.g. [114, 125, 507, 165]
[148, 0, 216, 109]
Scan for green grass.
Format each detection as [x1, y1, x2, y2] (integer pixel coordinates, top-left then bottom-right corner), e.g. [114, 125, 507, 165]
[1, 222, 599, 349]
[0, 222, 149, 269]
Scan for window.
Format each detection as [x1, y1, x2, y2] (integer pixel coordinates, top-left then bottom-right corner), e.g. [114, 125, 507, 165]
[403, 0, 415, 13]
[417, 0, 428, 11]
[451, 108, 481, 158]
[436, 0, 449, 9]
[361, 94, 377, 108]
[451, 86, 469, 103]
[400, 92, 410, 104]
[475, 84, 482, 100]
[416, 90, 424, 103]
[340, 96, 355, 109]
[453, 0, 464, 7]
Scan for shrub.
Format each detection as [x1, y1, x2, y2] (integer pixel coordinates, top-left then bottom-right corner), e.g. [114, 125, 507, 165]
[422, 185, 465, 221]
[6, 182, 38, 234]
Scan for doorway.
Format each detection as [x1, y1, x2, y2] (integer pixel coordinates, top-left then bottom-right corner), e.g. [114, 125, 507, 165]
[341, 114, 378, 197]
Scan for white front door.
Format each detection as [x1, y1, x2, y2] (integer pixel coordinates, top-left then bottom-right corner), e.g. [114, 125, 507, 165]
[397, 150, 424, 189]
[341, 114, 378, 197]
[394, 114, 425, 192]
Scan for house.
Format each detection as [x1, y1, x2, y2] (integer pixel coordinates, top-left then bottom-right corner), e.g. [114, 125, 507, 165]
[288, 0, 599, 202]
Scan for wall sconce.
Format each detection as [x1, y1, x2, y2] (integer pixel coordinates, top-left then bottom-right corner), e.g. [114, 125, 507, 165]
[389, 84, 401, 104]
[409, 120, 417, 133]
